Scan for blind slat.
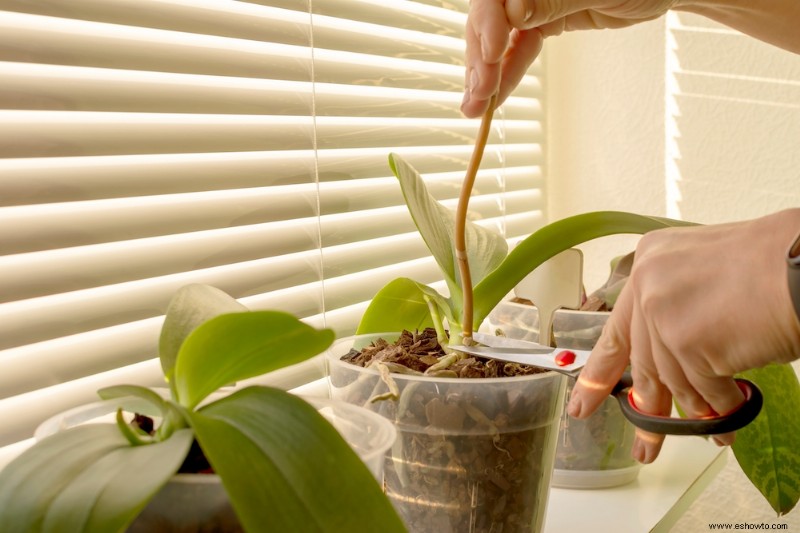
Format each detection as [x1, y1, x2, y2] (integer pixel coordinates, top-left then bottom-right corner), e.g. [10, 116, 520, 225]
[0, 111, 539, 159]
[1, 165, 540, 253]
[2, 0, 311, 41]
[0, 61, 541, 118]
[2, 187, 543, 301]
[320, 256, 444, 316]
[1, 222, 321, 301]
[0, 252, 325, 349]
[0, 62, 315, 114]
[1, 187, 320, 253]
[312, 0, 465, 34]
[0, 151, 318, 206]
[0, 147, 541, 207]
[0, 12, 313, 79]
[0, 111, 317, 158]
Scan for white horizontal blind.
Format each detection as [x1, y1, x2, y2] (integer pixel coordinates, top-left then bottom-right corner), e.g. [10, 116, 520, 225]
[0, 0, 545, 451]
[665, 12, 800, 219]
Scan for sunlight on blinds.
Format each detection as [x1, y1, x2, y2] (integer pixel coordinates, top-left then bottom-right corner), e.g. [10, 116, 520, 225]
[0, 0, 545, 451]
[665, 11, 800, 221]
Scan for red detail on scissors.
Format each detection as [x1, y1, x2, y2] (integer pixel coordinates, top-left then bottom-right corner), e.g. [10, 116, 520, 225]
[554, 350, 576, 367]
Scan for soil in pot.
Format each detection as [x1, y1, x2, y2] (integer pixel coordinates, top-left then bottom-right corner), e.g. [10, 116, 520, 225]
[331, 328, 565, 533]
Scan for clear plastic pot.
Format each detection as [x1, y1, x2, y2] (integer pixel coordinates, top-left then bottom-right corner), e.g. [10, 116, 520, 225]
[326, 333, 566, 533]
[36, 392, 396, 531]
[487, 300, 641, 489]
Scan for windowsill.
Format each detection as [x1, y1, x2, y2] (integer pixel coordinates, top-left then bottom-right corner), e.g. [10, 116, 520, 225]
[545, 436, 726, 532]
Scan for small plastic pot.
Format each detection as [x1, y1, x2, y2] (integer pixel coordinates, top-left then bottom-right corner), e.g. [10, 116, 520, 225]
[327, 333, 566, 533]
[487, 300, 641, 489]
[36, 392, 396, 531]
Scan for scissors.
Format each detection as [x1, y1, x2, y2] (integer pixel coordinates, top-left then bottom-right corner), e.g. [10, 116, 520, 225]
[449, 332, 763, 436]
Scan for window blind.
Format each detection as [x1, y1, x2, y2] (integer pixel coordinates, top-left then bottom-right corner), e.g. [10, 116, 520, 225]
[665, 11, 800, 219]
[0, 0, 545, 455]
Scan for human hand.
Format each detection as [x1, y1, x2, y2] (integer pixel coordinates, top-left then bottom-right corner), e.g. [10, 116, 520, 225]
[567, 209, 800, 463]
[462, 0, 679, 118]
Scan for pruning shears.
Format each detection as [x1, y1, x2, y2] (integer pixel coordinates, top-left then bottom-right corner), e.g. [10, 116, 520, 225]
[449, 332, 763, 436]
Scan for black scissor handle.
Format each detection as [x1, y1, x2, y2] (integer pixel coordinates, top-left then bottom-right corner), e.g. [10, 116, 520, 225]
[610, 372, 763, 435]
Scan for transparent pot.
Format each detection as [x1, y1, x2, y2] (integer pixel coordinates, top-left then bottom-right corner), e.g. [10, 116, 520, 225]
[326, 333, 566, 533]
[487, 300, 641, 489]
[36, 392, 397, 531]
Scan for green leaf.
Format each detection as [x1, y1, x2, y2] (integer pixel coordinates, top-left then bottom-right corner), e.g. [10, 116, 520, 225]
[114, 408, 155, 446]
[733, 364, 800, 515]
[474, 211, 695, 325]
[389, 154, 507, 295]
[97, 385, 169, 419]
[97, 385, 188, 440]
[356, 277, 449, 335]
[0, 424, 193, 533]
[190, 387, 406, 533]
[159, 284, 248, 383]
[173, 311, 335, 409]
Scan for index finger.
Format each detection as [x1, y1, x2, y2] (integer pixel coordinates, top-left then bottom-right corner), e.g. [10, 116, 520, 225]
[567, 283, 634, 419]
[504, 0, 621, 29]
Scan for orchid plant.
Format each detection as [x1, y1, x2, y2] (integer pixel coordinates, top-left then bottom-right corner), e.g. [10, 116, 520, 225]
[0, 284, 405, 533]
[356, 153, 693, 346]
[356, 151, 800, 516]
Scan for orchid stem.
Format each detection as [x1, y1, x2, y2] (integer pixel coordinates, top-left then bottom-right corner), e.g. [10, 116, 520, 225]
[455, 94, 497, 344]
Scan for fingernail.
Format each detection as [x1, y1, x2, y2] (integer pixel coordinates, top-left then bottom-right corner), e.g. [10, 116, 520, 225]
[470, 68, 479, 94]
[566, 394, 582, 418]
[632, 438, 645, 463]
[712, 433, 735, 447]
[461, 88, 470, 108]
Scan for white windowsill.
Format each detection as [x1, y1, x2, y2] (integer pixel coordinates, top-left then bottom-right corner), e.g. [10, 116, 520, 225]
[545, 436, 725, 532]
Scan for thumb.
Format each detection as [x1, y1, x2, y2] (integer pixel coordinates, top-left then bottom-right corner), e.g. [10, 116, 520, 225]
[568, 285, 634, 418]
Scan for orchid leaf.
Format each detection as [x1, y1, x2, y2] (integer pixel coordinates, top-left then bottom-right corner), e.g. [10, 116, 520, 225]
[97, 385, 170, 419]
[356, 277, 448, 335]
[159, 284, 247, 382]
[43, 428, 194, 532]
[474, 211, 696, 324]
[174, 311, 334, 409]
[733, 364, 800, 515]
[191, 387, 405, 533]
[388, 153, 507, 295]
[97, 386, 188, 441]
[114, 408, 156, 446]
[0, 424, 193, 533]
[383, 159, 693, 337]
